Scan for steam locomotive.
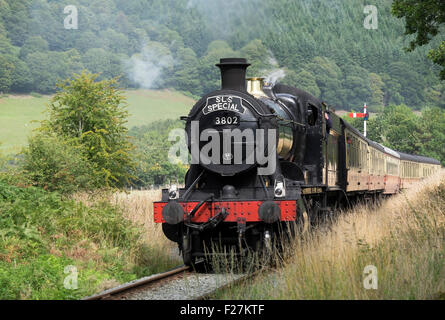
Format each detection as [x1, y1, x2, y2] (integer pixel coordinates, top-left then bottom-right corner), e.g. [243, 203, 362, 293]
[153, 58, 441, 267]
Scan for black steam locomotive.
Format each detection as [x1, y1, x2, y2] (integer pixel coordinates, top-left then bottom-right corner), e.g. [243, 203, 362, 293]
[153, 58, 441, 266]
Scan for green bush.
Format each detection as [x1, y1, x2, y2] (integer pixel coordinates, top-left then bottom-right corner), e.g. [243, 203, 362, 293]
[129, 119, 188, 186]
[22, 133, 97, 194]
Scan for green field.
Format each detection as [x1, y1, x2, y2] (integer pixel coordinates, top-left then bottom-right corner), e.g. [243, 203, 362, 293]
[0, 90, 195, 154]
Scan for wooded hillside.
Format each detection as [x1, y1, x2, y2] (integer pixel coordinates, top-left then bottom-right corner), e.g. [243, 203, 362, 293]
[0, 0, 443, 110]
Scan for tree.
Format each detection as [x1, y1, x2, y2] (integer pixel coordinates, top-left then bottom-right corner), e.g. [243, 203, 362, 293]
[381, 73, 404, 106]
[73, 32, 100, 54]
[369, 73, 384, 110]
[282, 69, 321, 98]
[8, 55, 32, 92]
[40, 72, 135, 188]
[0, 55, 14, 92]
[424, 83, 445, 109]
[1, 0, 29, 46]
[129, 120, 188, 186]
[169, 47, 202, 95]
[25, 50, 84, 93]
[427, 41, 445, 79]
[98, 29, 129, 54]
[343, 75, 371, 109]
[0, 0, 442, 107]
[388, 62, 425, 107]
[392, 0, 445, 79]
[0, 34, 16, 56]
[198, 41, 236, 93]
[82, 48, 124, 82]
[371, 105, 422, 154]
[239, 39, 274, 77]
[25, 51, 56, 93]
[306, 57, 343, 106]
[418, 107, 445, 165]
[19, 36, 48, 58]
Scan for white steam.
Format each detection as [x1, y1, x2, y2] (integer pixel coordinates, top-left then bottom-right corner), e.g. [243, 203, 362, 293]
[124, 44, 174, 89]
[264, 69, 286, 85]
[261, 52, 285, 85]
[267, 53, 279, 68]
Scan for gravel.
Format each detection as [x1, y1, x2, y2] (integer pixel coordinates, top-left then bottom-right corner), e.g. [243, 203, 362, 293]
[121, 273, 245, 300]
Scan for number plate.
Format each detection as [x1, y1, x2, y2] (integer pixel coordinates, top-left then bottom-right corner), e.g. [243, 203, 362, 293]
[214, 116, 240, 126]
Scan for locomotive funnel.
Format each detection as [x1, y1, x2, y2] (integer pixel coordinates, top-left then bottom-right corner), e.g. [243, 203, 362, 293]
[216, 58, 250, 91]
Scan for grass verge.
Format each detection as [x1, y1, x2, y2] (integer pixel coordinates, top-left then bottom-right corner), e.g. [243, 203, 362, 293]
[0, 180, 180, 299]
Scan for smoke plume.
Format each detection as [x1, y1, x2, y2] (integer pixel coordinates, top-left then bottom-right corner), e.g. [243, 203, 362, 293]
[124, 44, 174, 89]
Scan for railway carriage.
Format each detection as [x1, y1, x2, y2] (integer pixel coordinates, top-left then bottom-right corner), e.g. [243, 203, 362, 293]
[420, 160, 440, 178]
[382, 146, 401, 194]
[367, 142, 385, 191]
[399, 152, 441, 189]
[153, 58, 442, 266]
[343, 123, 370, 192]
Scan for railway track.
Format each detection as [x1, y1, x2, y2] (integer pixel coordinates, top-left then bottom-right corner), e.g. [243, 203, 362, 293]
[82, 262, 251, 300]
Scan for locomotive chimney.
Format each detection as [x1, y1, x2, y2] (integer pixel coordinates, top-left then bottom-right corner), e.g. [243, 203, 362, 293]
[216, 58, 250, 92]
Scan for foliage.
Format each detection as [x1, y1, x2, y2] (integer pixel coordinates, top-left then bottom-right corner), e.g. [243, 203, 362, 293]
[0, 0, 443, 110]
[392, 0, 445, 79]
[129, 119, 188, 186]
[427, 41, 445, 80]
[0, 176, 176, 299]
[38, 72, 135, 189]
[0, 54, 13, 92]
[22, 133, 97, 194]
[418, 107, 445, 165]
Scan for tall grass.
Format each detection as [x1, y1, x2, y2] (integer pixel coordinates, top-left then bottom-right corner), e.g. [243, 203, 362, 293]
[72, 189, 182, 284]
[216, 171, 445, 299]
[112, 189, 182, 269]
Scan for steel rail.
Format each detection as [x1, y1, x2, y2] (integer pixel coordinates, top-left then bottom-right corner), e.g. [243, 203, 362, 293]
[82, 264, 190, 300]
